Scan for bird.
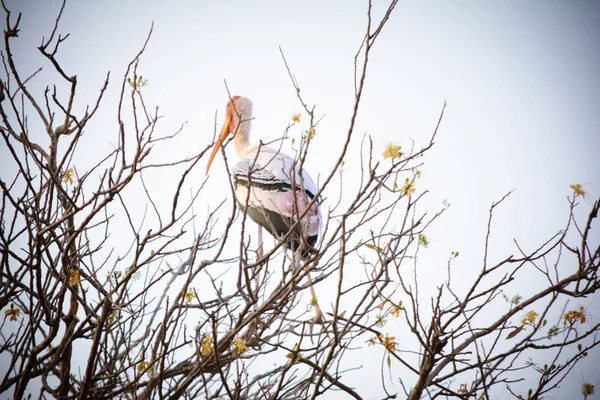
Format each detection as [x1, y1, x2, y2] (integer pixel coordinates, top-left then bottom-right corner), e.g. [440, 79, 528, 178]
[205, 95, 323, 322]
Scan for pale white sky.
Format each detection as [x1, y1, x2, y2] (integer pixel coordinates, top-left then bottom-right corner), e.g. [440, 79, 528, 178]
[2, 0, 599, 398]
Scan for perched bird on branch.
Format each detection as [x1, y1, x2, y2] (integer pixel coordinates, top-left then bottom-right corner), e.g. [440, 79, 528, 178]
[206, 96, 323, 322]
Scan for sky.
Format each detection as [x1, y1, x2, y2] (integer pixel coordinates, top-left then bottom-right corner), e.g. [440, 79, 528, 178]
[1, 0, 599, 398]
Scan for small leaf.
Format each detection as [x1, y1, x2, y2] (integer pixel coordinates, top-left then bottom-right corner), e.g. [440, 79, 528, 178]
[418, 233, 428, 248]
[510, 294, 523, 305]
[547, 326, 559, 338]
[364, 243, 383, 253]
[107, 311, 117, 325]
[506, 325, 524, 339]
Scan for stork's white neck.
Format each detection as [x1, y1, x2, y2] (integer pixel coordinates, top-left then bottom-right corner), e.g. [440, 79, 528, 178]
[232, 117, 251, 157]
[231, 97, 253, 157]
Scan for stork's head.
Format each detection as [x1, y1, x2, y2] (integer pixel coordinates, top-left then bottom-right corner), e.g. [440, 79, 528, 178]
[205, 96, 253, 174]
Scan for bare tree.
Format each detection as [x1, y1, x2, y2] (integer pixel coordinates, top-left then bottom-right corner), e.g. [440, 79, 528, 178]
[1, 1, 598, 399]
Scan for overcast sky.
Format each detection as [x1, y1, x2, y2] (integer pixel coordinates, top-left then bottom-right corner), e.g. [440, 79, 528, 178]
[2, 1, 599, 398]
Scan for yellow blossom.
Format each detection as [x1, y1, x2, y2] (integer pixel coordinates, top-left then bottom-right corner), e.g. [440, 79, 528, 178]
[136, 361, 149, 372]
[4, 303, 20, 321]
[380, 333, 397, 352]
[382, 142, 401, 159]
[306, 126, 316, 141]
[232, 337, 248, 355]
[563, 306, 586, 326]
[402, 178, 415, 195]
[570, 183, 585, 198]
[367, 333, 397, 352]
[292, 113, 301, 123]
[390, 302, 403, 318]
[185, 290, 196, 304]
[63, 168, 74, 185]
[521, 310, 538, 325]
[582, 382, 594, 397]
[376, 299, 403, 318]
[201, 335, 212, 356]
[69, 269, 80, 286]
[286, 343, 302, 361]
[137, 352, 149, 372]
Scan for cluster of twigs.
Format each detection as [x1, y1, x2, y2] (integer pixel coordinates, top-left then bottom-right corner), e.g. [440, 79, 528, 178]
[1, 1, 598, 399]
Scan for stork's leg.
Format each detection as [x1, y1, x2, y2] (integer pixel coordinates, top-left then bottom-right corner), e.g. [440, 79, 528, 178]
[243, 226, 264, 345]
[257, 225, 264, 259]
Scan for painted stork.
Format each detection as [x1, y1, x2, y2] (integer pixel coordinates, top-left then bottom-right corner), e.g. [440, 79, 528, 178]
[205, 96, 323, 322]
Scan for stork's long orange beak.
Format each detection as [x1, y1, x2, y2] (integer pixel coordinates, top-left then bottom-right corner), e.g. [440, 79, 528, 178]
[205, 106, 233, 175]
